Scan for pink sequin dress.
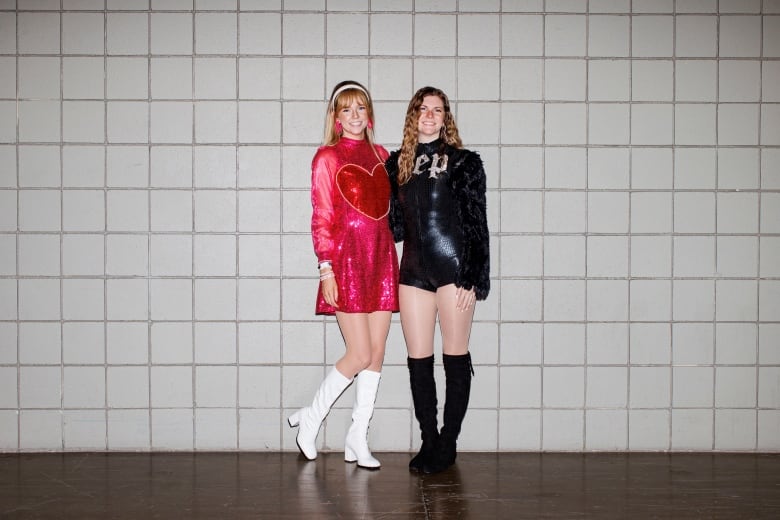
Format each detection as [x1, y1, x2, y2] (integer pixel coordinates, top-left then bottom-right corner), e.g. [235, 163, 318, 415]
[311, 137, 399, 315]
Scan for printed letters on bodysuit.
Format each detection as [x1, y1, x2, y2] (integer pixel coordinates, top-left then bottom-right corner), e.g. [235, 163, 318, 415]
[412, 152, 449, 179]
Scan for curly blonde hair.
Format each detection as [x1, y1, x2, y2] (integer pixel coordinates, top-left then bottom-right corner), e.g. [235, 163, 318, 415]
[396, 86, 462, 185]
[322, 80, 376, 147]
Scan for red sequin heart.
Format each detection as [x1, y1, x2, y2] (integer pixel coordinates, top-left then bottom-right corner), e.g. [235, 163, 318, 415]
[336, 163, 390, 220]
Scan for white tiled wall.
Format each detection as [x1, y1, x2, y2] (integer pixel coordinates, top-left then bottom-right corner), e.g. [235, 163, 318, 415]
[0, 0, 778, 453]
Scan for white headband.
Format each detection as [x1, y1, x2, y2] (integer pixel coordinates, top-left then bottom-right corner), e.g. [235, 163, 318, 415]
[330, 83, 369, 110]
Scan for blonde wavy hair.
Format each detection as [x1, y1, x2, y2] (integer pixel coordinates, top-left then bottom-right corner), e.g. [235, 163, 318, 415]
[396, 86, 462, 185]
[322, 80, 377, 147]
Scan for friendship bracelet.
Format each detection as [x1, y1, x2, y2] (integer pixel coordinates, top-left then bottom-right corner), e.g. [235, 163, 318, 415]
[319, 271, 335, 282]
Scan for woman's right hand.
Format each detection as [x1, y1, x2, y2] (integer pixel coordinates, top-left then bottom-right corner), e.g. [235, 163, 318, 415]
[321, 274, 339, 308]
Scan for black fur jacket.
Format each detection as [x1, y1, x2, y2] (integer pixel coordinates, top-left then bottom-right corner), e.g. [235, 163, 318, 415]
[386, 142, 490, 300]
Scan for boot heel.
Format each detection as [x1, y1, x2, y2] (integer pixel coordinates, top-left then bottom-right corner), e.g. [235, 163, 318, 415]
[344, 444, 357, 463]
[288, 410, 301, 428]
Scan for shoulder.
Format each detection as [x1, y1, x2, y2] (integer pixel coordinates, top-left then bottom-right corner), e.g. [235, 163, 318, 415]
[374, 144, 390, 161]
[312, 145, 338, 168]
[450, 147, 484, 175]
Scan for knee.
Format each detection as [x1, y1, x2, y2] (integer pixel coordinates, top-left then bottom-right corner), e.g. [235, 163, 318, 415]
[350, 352, 373, 372]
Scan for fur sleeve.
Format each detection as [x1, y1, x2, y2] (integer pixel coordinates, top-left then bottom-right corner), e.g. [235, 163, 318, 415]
[451, 150, 490, 300]
[385, 151, 405, 243]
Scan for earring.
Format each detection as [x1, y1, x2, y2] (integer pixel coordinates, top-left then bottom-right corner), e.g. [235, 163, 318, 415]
[335, 120, 342, 133]
[367, 120, 373, 130]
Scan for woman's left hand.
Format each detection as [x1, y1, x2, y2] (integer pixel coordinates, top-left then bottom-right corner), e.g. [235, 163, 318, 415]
[455, 287, 476, 312]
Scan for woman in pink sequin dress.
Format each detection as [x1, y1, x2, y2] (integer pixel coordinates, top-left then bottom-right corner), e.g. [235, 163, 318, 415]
[287, 81, 399, 470]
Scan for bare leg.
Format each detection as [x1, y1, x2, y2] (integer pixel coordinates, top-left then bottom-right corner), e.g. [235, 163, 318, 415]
[398, 285, 438, 359]
[435, 284, 475, 356]
[334, 311, 391, 377]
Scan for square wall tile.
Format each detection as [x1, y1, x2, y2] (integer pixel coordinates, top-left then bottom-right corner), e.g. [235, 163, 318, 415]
[19, 101, 61, 143]
[716, 323, 757, 366]
[543, 367, 584, 408]
[719, 16, 761, 57]
[107, 409, 150, 450]
[628, 410, 669, 450]
[19, 57, 60, 99]
[675, 104, 717, 145]
[151, 408, 194, 451]
[151, 322, 193, 364]
[194, 278, 236, 320]
[151, 13, 193, 55]
[63, 322, 105, 365]
[588, 15, 629, 57]
[715, 409, 756, 451]
[18, 322, 59, 367]
[671, 409, 712, 450]
[107, 13, 149, 55]
[502, 14, 543, 56]
[630, 367, 670, 408]
[459, 14, 499, 56]
[240, 13, 281, 54]
[719, 104, 759, 145]
[499, 410, 540, 450]
[63, 146, 105, 188]
[544, 323, 585, 365]
[20, 366, 61, 408]
[586, 410, 627, 450]
[19, 279, 60, 321]
[195, 12, 238, 54]
[18, 234, 60, 276]
[675, 60, 717, 101]
[107, 367, 149, 408]
[717, 280, 758, 322]
[412, 14, 454, 56]
[63, 410, 106, 450]
[194, 58, 236, 100]
[151, 366, 193, 408]
[544, 280, 585, 322]
[588, 104, 630, 145]
[282, 14, 323, 55]
[545, 15, 586, 56]
[63, 367, 105, 408]
[542, 409, 583, 450]
[674, 236, 715, 277]
[676, 16, 717, 57]
[20, 410, 62, 450]
[16, 14, 58, 55]
[107, 322, 149, 364]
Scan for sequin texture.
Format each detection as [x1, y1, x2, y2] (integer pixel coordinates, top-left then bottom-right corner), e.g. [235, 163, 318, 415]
[311, 138, 399, 315]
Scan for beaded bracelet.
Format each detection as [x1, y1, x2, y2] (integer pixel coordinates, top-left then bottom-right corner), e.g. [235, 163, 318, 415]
[319, 271, 335, 282]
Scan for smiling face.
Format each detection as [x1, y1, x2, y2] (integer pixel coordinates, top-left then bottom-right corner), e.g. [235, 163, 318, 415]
[416, 95, 445, 143]
[334, 93, 369, 140]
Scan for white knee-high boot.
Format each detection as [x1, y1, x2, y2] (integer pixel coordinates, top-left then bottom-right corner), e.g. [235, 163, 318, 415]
[344, 370, 381, 469]
[288, 368, 352, 460]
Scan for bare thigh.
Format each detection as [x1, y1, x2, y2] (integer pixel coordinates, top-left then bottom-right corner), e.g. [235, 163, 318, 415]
[399, 284, 438, 359]
[435, 284, 475, 356]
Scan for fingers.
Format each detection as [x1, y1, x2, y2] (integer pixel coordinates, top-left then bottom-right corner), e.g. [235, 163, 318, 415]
[455, 287, 476, 312]
[321, 278, 339, 308]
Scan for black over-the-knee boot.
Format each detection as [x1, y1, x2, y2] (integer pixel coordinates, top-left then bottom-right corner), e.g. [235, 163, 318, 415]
[407, 355, 439, 472]
[423, 352, 473, 474]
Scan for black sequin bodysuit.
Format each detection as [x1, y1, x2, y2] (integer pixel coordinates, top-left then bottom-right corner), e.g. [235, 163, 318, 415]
[387, 139, 490, 300]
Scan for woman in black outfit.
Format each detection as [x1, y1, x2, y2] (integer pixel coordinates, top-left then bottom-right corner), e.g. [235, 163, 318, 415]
[386, 86, 490, 474]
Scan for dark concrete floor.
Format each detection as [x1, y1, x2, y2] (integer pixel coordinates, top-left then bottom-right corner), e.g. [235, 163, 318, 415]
[1, 452, 779, 518]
